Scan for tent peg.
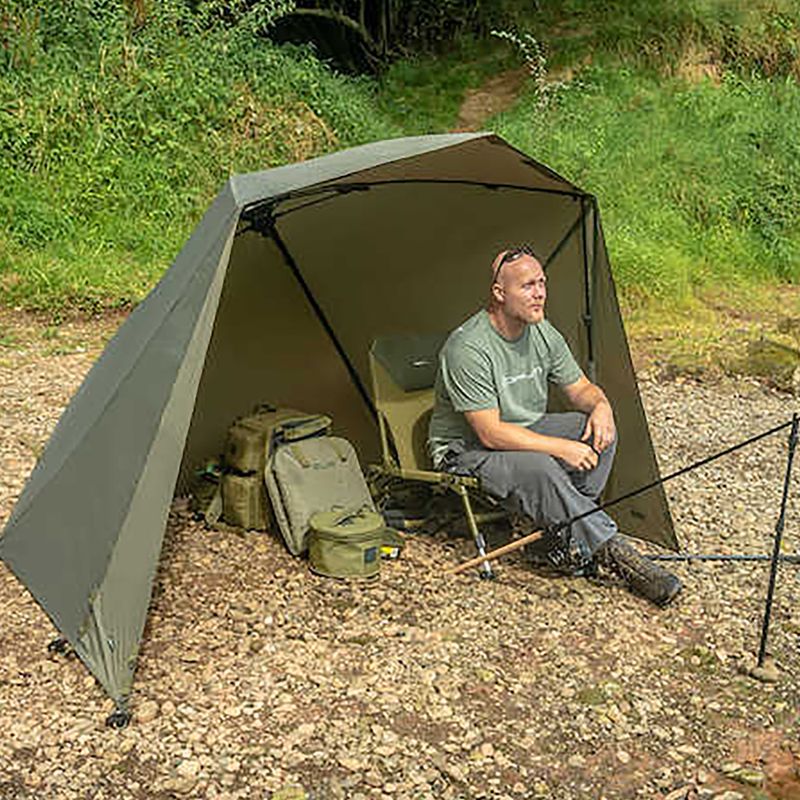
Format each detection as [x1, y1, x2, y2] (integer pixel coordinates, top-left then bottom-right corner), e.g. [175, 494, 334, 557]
[47, 637, 70, 656]
[106, 702, 132, 729]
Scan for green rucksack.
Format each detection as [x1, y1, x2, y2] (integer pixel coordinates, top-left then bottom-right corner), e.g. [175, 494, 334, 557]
[225, 405, 331, 475]
[265, 434, 376, 556]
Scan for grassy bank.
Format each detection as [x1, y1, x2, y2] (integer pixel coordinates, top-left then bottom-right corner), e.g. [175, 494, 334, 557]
[0, 3, 399, 311]
[494, 65, 800, 299]
[4, 0, 800, 342]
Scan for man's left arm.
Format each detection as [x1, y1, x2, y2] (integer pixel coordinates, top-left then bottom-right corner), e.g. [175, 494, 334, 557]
[561, 375, 616, 453]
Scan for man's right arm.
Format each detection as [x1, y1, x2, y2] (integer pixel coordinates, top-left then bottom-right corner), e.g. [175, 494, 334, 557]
[465, 408, 599, 471]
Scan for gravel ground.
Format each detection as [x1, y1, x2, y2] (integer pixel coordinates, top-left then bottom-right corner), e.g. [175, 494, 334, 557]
[0, 314, 799, 800]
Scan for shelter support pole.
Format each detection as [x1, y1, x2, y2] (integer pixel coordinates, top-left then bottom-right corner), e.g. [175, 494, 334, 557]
[263, 219, 377, 422]
[590, 197, 601, 381]
[756, 413, 799, 668]
[245, 178, 587, 228]
[580, 196, 596, 382]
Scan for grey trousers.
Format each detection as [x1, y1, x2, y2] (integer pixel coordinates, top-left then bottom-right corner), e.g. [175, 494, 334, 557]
[442, 412, 618, 557]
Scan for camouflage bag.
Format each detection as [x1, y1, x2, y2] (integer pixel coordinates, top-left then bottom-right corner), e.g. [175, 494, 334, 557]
[221, 405, 332, 531]
[221, 473, 268, 530]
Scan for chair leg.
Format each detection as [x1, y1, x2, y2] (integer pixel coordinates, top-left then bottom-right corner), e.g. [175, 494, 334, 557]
[456, 485, 495, 580]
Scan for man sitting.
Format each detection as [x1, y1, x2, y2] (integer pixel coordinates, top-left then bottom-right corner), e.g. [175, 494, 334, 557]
[428, 245, 682, 606]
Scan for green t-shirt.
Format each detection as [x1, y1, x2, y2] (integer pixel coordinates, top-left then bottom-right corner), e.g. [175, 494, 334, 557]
[428, 309, 583, 466]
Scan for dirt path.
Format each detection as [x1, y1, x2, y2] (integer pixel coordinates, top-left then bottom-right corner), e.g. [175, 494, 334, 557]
[453, 67, 529, 131]
[0, 311, 799, 800]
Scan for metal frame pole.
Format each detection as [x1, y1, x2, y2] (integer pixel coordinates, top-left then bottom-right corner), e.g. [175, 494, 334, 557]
[756, 413, 799, 667]
[456, 484, 495, 580]
[249, 213, 377, 422]
[579, 196, 596, 382]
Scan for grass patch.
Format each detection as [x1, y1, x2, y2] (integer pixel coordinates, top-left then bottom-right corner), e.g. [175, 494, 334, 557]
[494, 65, 800, 301]
[621, 283, 800, 381]
[377, 37, 516, 134]
[1, 3, 400, 312]
[576, 685, 608, 706]
[679, 645, 719, 674]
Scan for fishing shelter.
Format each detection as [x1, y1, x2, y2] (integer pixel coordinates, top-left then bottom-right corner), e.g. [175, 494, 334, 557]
[0, 133, 676, 712]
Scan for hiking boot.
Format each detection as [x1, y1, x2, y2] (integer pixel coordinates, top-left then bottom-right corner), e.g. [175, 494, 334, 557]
[595, 534, 682, 607]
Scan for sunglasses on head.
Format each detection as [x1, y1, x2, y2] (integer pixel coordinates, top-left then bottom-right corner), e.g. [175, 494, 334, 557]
[492, 244, 537, 285]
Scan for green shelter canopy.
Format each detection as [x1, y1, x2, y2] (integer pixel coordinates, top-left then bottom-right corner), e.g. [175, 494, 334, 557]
[0, 133, 676, 710]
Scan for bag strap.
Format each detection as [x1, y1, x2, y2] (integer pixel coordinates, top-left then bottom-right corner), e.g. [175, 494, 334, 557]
[279, 414, 332, 442]
[205, 483, 223, 525]
[328, 503, 374, 527]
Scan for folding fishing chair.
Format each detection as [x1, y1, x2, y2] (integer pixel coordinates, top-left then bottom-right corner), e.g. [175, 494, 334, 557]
[368, 334, 504, 579]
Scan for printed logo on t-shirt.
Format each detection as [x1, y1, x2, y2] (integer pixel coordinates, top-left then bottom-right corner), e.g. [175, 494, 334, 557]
[501, 367, 543, 386]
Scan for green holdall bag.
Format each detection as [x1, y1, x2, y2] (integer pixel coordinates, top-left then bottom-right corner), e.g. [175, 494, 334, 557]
[225, 405, 331, 475]
[308, 508, 385, 579]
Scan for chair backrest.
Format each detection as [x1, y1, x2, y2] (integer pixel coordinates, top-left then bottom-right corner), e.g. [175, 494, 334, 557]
[369, 334, 447, 471]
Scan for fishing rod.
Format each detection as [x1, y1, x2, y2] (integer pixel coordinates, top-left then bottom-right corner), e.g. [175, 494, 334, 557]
[650, 553, 800, 564]
[450, 417, 795, 573]
[452, 412, 800, 678]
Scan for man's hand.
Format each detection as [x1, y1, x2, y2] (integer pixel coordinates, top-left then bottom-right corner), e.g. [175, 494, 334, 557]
[556, 439, 599, 471]
[562, 376, 616, 453]
[581, 399, 616, 453]
[465, 409, 600, 467]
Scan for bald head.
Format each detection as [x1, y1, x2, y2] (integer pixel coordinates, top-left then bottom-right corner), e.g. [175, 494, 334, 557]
[490, 247, 543, 289]
[488, 248, 547, 326]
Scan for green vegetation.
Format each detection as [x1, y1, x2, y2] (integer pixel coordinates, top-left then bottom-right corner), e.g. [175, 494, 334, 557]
[0, 2, 399, 311]
[3, 0, 800, 332]
[497, 0, 800, 78]
[378, 38, 516, 134]
[494, 66, 800, 298]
